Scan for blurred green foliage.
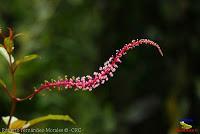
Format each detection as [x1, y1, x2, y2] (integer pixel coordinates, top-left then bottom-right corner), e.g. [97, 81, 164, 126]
[0, 0, 200, 134]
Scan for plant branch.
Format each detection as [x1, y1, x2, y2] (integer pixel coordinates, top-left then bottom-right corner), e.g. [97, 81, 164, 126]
[0, 84, 13, 100]
[7, 54, 17, 128]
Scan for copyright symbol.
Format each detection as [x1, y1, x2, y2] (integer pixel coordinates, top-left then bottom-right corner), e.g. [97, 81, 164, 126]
[64, 128, 68, 132]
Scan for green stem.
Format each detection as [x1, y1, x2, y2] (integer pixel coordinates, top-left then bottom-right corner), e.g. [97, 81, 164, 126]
[7, 54, 17, 128]
[7, 99, 16, 128]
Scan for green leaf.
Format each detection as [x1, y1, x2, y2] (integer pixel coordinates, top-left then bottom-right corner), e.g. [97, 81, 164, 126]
[4, 37, 14, 53]
[0, 47, 14, 64]
[10, 120, 27, 129]
[2, 116, 18, 127]
[15, 54, 39, 67]
[2, 116, 26, 129]
[2, 115, 75, 129]
[27, 114, 76, 128]
[0, 79, 6, 88]
[2, 116, 26, 132]
[0, 132, 19, 134]
[0, 117, 20, 134]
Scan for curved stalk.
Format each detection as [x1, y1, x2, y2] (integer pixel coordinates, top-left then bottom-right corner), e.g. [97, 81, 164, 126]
[14, 39, 163, 102]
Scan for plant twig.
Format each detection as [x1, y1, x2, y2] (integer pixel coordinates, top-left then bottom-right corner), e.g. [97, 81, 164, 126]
[0, 84, 13, 99]
[7, 54, 17, 128]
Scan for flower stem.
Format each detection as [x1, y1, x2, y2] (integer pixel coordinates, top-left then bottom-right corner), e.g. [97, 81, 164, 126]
[13, 39, 163, 101]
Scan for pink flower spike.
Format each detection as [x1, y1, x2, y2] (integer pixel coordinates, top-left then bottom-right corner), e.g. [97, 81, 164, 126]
[15, 39, 163, 102]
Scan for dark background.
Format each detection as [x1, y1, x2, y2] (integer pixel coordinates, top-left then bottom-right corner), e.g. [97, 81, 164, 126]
[0, 0, 200, 134]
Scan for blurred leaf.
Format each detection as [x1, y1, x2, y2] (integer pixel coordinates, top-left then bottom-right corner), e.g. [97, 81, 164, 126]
[27, 114, 75, 128]
[10, 120, 27, 129]
[14, 33, 24, 38]
[2, 116, 18, 127]
[0, 116, 20, 133]
[0, 47, 14, 64]
[2, 116, 26, 130]
[0, 132, 19, 134]
[4, 37, 14, 54]
[0, 79, 6, 88]
[15, 54, 39, 68]
[2, 115, 75, 129]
